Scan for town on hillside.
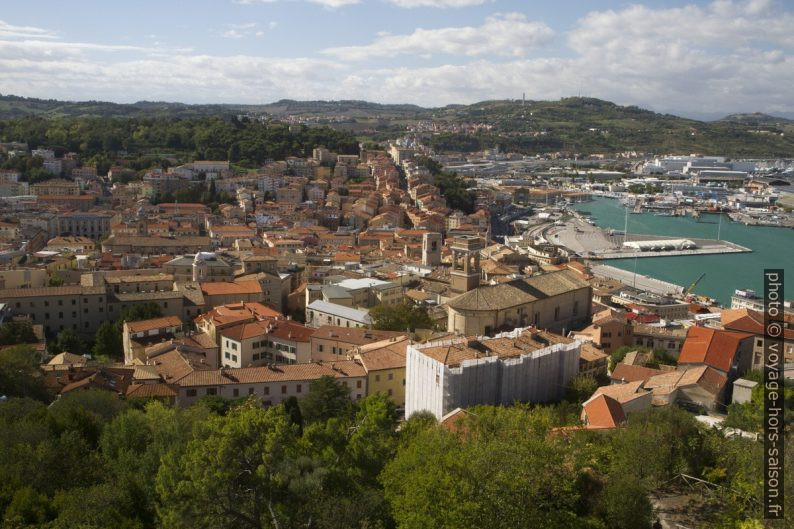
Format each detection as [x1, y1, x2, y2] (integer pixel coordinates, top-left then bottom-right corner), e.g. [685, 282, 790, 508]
[0, 113, 791, 529]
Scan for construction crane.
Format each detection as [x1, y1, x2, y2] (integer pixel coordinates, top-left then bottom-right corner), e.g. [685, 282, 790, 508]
[684, 273, 706, 296]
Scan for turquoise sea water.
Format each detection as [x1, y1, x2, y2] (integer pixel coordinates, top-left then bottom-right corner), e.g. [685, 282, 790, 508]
[570, 197, 794, 305]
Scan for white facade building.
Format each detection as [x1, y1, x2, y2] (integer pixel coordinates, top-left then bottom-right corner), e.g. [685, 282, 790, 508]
[405, 326, 581, 419]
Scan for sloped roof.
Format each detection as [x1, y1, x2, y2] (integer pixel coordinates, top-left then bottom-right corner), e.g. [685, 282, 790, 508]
[47, 352, 86, 366]
[592, 380, 650, 405]
[447, 269, 589, 311]
[356, 336, 409, 371]
[721, 308, 794, 340]
[177, 360, 366, 387]
[200, 281, 262, 296]
[583, 394, 626, 428]
[125, 315, 183, 334]
[307, 300, 371, 324]
[310, 326, 404, 345]
[610, 363, 665, 383]
[678, 326, 753, 372]
[126, 382, 179, 398]
[417, 329, 573, 368]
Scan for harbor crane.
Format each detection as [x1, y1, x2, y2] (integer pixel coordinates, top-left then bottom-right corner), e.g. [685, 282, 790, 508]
[684, 273, 706, 296]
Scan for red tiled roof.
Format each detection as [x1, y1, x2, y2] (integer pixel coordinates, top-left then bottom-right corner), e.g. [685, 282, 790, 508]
[583, 394, 626, 428]
[678, 326, 753, 372]
[200, 281, 262, 296]
[126, 383, 178, 398]
[125, 315, 183, 333]
[177, 360, 366, 387]
[610, 363, 664, 383]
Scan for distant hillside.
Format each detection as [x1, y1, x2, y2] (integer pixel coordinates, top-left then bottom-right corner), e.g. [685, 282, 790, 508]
[421, 97, 794, 157]
[719, 112, 793, 125]
[1, 94, 792, 157]
[0, 94, 427, 120]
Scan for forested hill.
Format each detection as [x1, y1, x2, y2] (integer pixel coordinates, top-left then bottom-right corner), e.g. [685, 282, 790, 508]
[0, 95, 426, 120]
[1, 94, 792, 156]
[422, 97, 794, 157]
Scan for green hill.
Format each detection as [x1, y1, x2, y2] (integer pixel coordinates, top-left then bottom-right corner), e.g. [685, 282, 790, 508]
[1, 94, 791, 157]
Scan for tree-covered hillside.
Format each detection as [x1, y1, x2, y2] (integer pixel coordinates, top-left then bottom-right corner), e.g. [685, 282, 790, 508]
[0, 116, 359, 175]
[1, 94, 792, 157]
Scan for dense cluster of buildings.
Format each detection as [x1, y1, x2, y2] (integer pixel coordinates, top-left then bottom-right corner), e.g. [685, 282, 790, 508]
[0, 140, 790, 430]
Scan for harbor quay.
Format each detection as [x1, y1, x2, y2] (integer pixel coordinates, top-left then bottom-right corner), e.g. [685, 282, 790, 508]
[542, 215, 751, 260]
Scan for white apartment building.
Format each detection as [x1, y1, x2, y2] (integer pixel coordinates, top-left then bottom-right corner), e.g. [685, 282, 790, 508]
[405, 327, 581, 419]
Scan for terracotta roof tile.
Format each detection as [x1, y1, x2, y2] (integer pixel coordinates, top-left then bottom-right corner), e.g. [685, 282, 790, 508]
[678, 327, 752, 372]
[583, 394, 626, 428]
[125, 316, 183, 333]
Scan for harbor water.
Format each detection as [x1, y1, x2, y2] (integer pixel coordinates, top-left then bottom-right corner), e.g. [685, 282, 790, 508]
[570, 197, 794, 305]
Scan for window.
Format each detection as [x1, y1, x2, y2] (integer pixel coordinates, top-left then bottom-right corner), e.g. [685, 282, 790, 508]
[59, 312, 63, 318]
[356, 380, 362, 388]
[231, 355, 237, 363]
[573, 301, 579, 315]
[554, 306, 560, 320]
[29, 302, 34, 307]
[206, 388, 217, 396]
[233, 388, 239, 397]
[186, 389, 197, 397]
[332, 346, 337, 354]
[296, 384, 302, 393]
[603, 332, 612, 338]
[318, 344, 324, 352]
[248, 388, 255, 395]
[72, 312, 76, 318]
[44, 301, 49, 307]
[232, 343, 238, 350]
[84, 308, 88, 314]
[58, 300, 63, 306]
[253, 353, 260, 361]
[388, 373, 393, 381]
[281, 385, 287, 394]
[264, 387, 270, 395]
[225, 352, 230, 359]
[72, 299, 76, 305]
[388, 389, 393, 396]
[164, 302, 168, 308]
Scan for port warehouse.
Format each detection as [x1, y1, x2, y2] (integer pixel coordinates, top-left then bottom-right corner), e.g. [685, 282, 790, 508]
[622, 239, 697, 252]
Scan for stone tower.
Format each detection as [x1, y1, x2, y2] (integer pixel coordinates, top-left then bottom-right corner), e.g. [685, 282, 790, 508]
[422, 232, 442, 267]
[450, 236, 484, 294]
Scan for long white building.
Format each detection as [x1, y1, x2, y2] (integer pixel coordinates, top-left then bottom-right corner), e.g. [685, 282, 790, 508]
[406, 326, 581, 419]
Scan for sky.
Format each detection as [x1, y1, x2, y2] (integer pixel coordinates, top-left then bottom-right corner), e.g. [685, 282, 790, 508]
[0, 0, 793, 119]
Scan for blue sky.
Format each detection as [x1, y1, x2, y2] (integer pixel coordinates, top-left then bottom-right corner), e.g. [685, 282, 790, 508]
[1, 0, 792, 118]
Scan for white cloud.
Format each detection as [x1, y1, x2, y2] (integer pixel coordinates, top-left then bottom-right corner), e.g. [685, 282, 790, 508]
[222, 29, 246, 39]
[233, 0, 359, 7]
[388, 0, 490, 7]
[0, 20, 56, 40]
[1, 1, 793, 117]
[323, 13, 554, 60]
[220, 22, 276, 39]
[309, 0, 360, 7]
